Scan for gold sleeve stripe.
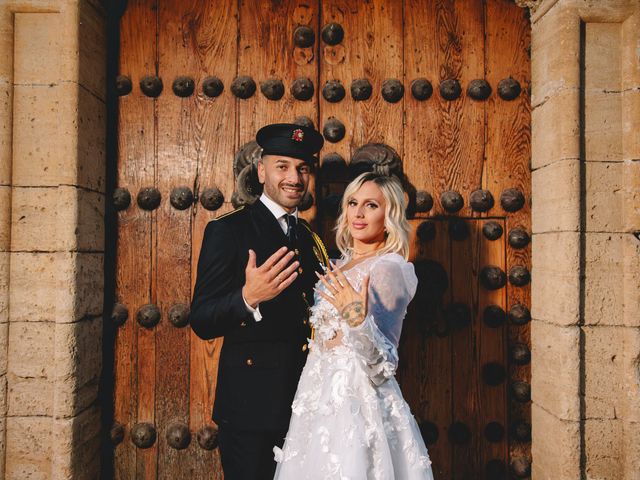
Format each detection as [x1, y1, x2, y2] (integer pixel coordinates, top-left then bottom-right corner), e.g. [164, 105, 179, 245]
[310, 231, 330, 267]
[214, 205, 245, 221]
[299, 221, 330, 267]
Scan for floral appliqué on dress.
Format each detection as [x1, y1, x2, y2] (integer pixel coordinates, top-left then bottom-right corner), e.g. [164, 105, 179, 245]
[274, 254, 433, 480]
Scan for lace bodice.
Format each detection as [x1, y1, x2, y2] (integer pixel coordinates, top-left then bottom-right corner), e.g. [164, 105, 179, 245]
[309, 253, 418, 385]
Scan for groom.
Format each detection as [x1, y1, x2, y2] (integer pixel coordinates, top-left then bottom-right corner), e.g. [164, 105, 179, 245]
[190, 123, 328, 479]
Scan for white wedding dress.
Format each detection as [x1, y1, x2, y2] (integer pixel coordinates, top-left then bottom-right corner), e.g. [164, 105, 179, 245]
[274, 253, 434, 480]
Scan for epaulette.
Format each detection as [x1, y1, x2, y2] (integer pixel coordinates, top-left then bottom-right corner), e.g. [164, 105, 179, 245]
[214, 205, 245, 221]
[299, 219, 330, 267]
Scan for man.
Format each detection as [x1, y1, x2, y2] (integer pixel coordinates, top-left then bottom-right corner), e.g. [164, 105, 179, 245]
[190, 123, 329, 479]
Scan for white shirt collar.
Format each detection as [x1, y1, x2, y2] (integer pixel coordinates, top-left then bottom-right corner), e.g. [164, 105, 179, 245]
[259, 193, 298, 221]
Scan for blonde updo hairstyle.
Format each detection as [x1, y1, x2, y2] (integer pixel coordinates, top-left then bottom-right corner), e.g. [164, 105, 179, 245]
[335, 172, 411, 260]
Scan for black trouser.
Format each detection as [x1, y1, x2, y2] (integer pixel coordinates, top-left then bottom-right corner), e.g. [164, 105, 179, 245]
[218, 426, 287, 480]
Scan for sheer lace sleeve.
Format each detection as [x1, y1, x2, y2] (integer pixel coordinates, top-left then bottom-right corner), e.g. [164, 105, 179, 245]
[344, 254, 418, 386]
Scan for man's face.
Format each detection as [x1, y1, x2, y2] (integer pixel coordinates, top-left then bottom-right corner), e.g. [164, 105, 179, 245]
[257, 154, 311, 212]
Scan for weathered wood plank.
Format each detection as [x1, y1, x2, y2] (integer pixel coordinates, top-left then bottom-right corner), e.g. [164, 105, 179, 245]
[403, 0, 439, 205]
[478, 218, 509, 476]
[450, 220, 481, 478]
[186, 0, 240, 477]
[485, 0, 532, 466]
[156, 0, 202, 477]
[403, 0, 485, 217]
[320, 0, 404, 161]
[401, 219, 452, 479]
[114, 0, 157, 478]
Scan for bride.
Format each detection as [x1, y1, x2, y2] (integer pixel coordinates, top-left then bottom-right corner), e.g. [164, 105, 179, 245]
[273, 172, 434, 479]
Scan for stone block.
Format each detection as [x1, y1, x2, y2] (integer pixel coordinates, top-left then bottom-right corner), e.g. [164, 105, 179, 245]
[13, 6, 105, 97]
[585, 418, 623, 480]
[584, 326, 624, 419]
[531, 232, 581, 325]
[0, 251, 8, 323]
[77, 85, 106, 193]
[531, 320, 581, 420]
[0, 78, 10, 185]
[73, 253, 104, 320]
[622, 420, 640, 478]
[77, 188, 105, 251]
[585, 91, 623, 162]
[53, 317, 102, 418]
[622, 235, 640, 328]
[531, 403, 580, 479]
[12, 82, 106, 192]
[11, 185, 105, 252]
[532, 159, 581, 232]
[8, 321, 55, 378]
[623, 160, 640, 230]
[51, 404, 101, 479]
[0, 374, 6, 416]
[13, 12, 65, 85]
[12, 82, 78, 186]
[0, 415, 5, 480]
[585, 161, 639, 233]
[7, 375, 53, 416]
[9, 252, 103, 323]
[10, 252, 68, 322]
[621, 11, 639, 91]
[622, 90, 640, 162]
[0, 322, 6, 376]
[621, 327, 640, 423]
[569, 0, 636, 23]
[531, 89, 581, 170]
[11, 186, 70, 252]
[531, 4, 581, 103]
[0, 9, 13, 81]
[584, 233, 625, 326]
[78, 0, 106, 101]
[0, 186, 9, 250]
[585, 22, 621, 92]
[5, 415, 52, 480]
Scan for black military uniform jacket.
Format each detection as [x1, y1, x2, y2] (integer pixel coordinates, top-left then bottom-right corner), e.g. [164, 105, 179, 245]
[190, 200, 328, 431]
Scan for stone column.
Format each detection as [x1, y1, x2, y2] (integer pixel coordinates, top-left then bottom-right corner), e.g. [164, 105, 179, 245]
[0, 1, 106, 478]
[530, 0, 640, 478]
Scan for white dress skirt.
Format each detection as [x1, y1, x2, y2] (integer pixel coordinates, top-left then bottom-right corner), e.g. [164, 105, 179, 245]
[274, 253, 434, 480]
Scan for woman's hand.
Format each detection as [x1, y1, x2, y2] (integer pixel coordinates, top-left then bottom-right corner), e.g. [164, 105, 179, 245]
[315, 262, 370, 328]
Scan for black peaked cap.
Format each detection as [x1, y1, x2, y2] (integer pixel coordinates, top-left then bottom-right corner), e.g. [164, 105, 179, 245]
[256, 123, 324, 164]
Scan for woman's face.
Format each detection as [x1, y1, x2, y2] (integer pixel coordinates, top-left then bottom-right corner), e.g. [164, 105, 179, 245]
[346, 181, 387, 245]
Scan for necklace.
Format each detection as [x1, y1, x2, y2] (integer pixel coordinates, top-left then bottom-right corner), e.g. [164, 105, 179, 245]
[351, 248, 380, 258]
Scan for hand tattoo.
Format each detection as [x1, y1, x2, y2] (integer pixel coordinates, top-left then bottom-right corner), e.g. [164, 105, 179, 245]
[341, 301, 365, 327]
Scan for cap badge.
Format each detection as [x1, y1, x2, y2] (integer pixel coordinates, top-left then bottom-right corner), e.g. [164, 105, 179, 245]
[291, 129, 304, 142]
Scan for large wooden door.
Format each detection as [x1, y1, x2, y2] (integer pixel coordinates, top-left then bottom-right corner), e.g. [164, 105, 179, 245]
[111, 1, 531, 478]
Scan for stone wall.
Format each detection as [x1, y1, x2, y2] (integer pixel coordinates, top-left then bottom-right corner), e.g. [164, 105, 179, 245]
[530, 0, 640, 479]
[0, 0, 106, 478]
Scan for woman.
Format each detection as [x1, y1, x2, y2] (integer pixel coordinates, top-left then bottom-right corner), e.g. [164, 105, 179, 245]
[274, 172, 434, 479]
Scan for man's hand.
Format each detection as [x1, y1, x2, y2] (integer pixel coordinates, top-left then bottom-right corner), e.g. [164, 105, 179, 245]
[242, 247, 299, 307]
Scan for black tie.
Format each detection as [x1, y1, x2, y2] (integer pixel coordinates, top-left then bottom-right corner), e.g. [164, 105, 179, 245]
[285, 214, 297, 246]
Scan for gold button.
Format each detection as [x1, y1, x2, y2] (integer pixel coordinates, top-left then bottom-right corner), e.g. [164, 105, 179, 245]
[301, 344, 308, 352]
[240, 321, 247, 327]
[298, 267, 303, 274]
[294, 249, 300, 255]
[246, 358, 254, 366]
[303, 320, 308, 325]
